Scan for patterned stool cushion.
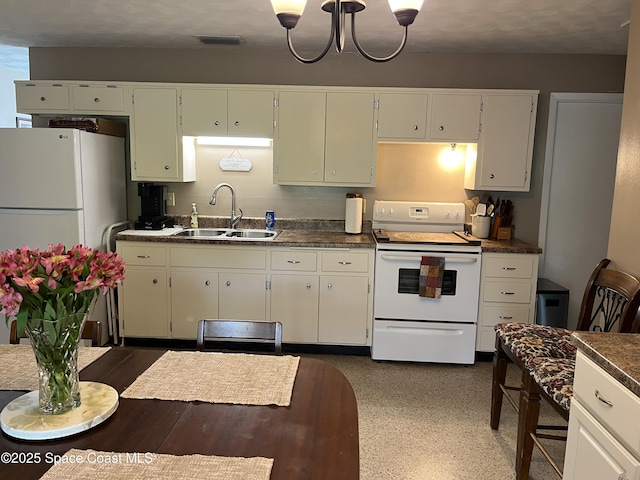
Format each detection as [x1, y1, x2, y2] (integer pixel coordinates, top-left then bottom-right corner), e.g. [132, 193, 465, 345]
[495, 322, 577, 362]
[525, 357, 575, 411]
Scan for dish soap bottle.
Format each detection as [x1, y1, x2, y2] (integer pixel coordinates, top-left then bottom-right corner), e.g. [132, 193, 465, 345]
[190, 203, 199, 228]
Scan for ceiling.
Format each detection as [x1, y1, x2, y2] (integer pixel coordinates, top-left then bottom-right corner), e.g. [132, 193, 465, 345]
[0, 0, 632, 74]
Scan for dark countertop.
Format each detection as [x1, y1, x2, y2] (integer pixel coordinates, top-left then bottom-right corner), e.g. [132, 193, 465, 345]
[116, 216, 540, 252]
[571, 332, 640, 399]
[480, 237, 542, 254]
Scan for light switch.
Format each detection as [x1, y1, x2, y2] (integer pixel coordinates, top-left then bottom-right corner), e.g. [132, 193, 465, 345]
[167, 192, 176, 207]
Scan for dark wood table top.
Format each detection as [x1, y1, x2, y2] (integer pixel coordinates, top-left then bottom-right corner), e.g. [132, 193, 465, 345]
[0, 347, 360, 479]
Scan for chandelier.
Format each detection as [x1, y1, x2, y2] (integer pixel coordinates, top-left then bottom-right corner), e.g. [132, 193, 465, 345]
[270, 0, 424, 64]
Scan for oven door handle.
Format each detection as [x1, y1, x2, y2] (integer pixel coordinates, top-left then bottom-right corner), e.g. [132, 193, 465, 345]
[379, 254, 479, 264]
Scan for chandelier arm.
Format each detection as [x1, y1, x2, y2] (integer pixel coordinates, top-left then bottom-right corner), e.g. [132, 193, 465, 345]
[335, 0, 345, 53]
[285, 9, 336, 64]
[350, 13, 408, 63]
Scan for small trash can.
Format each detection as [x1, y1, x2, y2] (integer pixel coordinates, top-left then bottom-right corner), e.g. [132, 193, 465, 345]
[536, 278, 569, 329]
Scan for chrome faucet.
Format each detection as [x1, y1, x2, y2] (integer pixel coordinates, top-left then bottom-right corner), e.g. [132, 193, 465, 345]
[209, 183, 243, 229]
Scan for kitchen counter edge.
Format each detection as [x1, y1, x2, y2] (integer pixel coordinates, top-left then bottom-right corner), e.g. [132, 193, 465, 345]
[480, 238, 542, 254]
[115, 230, 376, 249]
[571, 331, 640, 399]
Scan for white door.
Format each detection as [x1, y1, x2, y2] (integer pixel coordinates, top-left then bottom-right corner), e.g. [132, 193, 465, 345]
[539, 93, 623, 329]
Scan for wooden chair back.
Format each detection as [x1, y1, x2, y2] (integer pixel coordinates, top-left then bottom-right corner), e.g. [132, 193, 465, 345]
[576, 258, 640, 333]
[196, 319, 283, 355]
[9, 319, 102, 347]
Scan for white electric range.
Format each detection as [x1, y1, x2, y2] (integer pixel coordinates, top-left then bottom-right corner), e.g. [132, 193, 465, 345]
[371, 201, 482, 364]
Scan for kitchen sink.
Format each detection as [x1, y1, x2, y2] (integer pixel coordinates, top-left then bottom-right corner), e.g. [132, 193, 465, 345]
[171, 228, 279, 241]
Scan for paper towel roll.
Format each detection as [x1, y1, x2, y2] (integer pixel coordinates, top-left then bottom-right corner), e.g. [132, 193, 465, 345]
[345, 194, 363, 234]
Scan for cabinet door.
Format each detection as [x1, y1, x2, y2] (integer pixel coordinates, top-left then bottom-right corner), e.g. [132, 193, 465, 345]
[131, 88, 182, 181]
[120, 268, 169, 337]
[429, 94, 481, 140]
[325, 92, 376, 185]
[219, 273, 266, 320]
[469, 94, 536, 191]
[72, 86, 124, 112]
[274, 91, 326, 183]
[318, 275, 369, 344]
[377, 93, 428, 139]
[16, 84, 70, 112]
[270, 274, 319, 343]
[228, 90, 274, 137]
[171, 270, 219, 339]
[180, 89, 227, 135]
[564, 400, 640, 480]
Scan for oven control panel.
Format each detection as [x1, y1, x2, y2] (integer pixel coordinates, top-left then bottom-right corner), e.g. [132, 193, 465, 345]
[373, 200, 464, 226]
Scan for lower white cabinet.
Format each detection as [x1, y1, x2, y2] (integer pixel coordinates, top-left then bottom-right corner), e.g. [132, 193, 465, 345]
[116, 241, 373, 345]
[563, 351, 640, 480]
[476, 252, 539, 351]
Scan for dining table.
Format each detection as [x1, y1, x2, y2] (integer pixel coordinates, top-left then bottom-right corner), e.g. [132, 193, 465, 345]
[0, 346, 360, 479]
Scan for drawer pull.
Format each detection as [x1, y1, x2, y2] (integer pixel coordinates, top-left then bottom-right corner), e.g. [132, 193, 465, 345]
[498, 316, 513, 320]
[40, 96, 46, 101]
[152, 279, 158, 284]
[136, 255, 151, 259]
[94, 97, 100, 103]
[306, 283, 312, 289]
[205, 281, 210, 286]
[594, 390, 613, 407]
[502, 267, 517, 270]
[338, 261, 352, 265]
[287, 260, 301, 264]
[226, 281, 231, 287]
[500, 291, 515, 295]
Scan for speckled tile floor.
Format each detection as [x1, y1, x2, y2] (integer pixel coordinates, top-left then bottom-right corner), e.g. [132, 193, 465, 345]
[304, 354, 565, 480]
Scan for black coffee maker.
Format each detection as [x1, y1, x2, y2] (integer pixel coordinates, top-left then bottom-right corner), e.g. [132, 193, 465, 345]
[134, 183, 169, 230]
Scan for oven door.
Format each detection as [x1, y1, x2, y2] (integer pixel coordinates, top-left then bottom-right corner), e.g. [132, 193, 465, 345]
[374, 249, 481, 322]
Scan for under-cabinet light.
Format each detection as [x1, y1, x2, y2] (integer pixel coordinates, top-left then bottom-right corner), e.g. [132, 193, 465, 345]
[195, 137, 272, 147]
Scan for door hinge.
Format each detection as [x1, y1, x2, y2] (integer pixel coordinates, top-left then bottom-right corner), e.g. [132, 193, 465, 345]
[169, 321, 172, 333]
[266, 280, 271, 291]
[375, 120, 379, 131]
[370, 167, 374, 178]
[131, 94, 135, 105]
[274, 165, 279, 174]
[274, 98, 279, 108]
[524, 170, 528, 182]
[179, 95, 182, 106]
[169, 276, 172, 288]
[531, 102, 534, 113]
[366, 327, 369, 339]
[368, 283, 371, 293]
[179, 115, 182, 126]
[480, 101, 484, 112]
[373, 99, 379, 110]
[479, 122, 483, 133]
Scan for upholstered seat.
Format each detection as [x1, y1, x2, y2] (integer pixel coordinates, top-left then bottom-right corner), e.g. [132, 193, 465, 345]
[525, 357, 575, 412]
[496, 322, 576, 362]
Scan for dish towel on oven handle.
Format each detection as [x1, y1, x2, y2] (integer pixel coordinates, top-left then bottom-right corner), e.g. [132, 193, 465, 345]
[419, 256, 445, 298]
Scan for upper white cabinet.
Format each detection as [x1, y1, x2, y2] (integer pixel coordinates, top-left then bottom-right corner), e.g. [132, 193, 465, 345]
[377, 93, 429, 139]
[131, 87, 195, 182]
[274, 89, 377, 186]
[376, 92, 481, 142]
[180, 88, 274, 137]
[429, 93, 482, 141]
[16, 82, 126, 114]
[465, 93, 538, 191]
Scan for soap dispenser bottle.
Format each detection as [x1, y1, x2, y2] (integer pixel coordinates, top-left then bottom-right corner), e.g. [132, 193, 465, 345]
[190, 203, 199, 228]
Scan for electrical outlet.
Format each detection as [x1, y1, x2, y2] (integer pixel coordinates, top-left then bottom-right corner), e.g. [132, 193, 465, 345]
[167, 192, 176, 207]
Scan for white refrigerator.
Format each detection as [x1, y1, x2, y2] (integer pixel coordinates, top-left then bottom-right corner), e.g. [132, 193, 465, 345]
[0, 128, 128, 344]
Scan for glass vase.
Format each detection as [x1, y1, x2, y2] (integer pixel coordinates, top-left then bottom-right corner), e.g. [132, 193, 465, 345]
[24, 313, 87, 415]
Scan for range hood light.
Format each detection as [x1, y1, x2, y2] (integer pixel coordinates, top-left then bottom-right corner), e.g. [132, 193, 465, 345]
[195, 137, 272, 147]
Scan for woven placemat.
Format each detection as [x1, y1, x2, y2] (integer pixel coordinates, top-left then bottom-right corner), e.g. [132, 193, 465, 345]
[122, 351, 300, 406]
[40, 449, 273, 480]
[0, 344, 111, 391]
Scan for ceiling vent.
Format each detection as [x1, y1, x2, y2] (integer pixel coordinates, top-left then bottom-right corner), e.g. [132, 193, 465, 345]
[196, 35, 244, 46]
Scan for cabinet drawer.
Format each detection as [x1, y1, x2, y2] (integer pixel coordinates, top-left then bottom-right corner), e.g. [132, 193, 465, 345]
[483, 281, 532, 303]
[271, 251, 317, 271]
[481, 305, 531, 327]
[171, 247, 266, 269]
[574, 351, 640, 457]
[16, 85, 70, 111]
[321, 252, 369, 273]
[118, 244, 167, 266]
[72, 86, 125, 111]
[483, 256, 535, 279]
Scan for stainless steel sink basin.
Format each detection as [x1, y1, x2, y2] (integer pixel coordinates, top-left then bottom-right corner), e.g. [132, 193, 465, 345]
[226, 229, 278, 239]
[171, 228, 279, 241]
[172, 228, 229, 237]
